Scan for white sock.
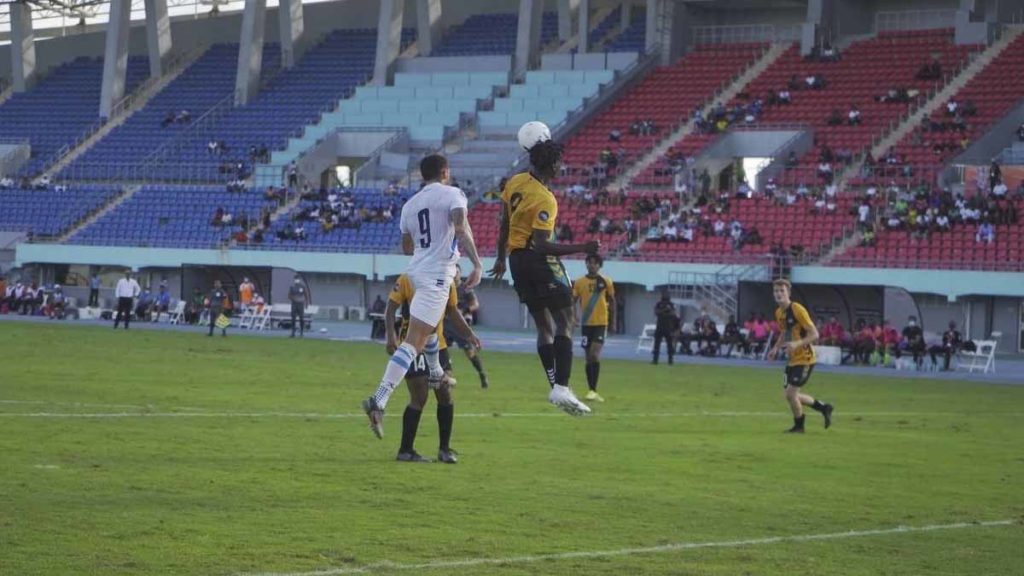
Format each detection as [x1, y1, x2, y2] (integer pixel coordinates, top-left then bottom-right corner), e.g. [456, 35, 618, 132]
[372, 342, 417, 410]
[424, 333, 442, 379]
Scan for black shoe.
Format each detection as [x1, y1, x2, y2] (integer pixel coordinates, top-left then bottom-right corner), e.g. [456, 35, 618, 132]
[784, 425, 805, 434]
[823, 403, 834, 429]
[396, 451, 432, 463]
[480, 373, 489, 389]
[437, 448, 458, 464]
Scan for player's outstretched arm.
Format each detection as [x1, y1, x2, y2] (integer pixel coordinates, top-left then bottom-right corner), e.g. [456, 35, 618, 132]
[530, 229, 601, 257]
[451, 207, 483, 289]
[401, 232, 414, 256]
[489, 205, 511, 280]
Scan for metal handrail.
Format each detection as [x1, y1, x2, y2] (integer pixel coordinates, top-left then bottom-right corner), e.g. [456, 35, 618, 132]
[875, 10, 957, 33]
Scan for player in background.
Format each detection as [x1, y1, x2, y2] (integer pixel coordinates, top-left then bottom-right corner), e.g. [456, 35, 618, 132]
[386, 273, 479, 463]
[767, 278, 834, 433]
[444, 264, 490, 389]
[488, 121, 599, 416]
[362, 155, 483, 439]
[572, 254, 615, 402]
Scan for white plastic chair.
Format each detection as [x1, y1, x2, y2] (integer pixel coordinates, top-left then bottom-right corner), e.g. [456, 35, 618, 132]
[636, 324, 656, 354]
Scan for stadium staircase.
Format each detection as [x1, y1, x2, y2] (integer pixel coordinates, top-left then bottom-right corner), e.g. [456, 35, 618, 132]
[59, 184, 142, 243]
[861, 25, 1024, 178]
[555, 6, 616, 53]
[668, 265, 769, 323]
[43, 46, 210, 179]
[613, 42, 790, 191]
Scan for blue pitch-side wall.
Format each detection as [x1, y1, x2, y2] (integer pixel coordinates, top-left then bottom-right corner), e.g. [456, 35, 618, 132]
[15, 243, 1024, 300]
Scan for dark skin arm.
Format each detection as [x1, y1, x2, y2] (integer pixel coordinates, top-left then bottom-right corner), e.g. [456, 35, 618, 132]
[488, 205, 512, 280]
[384, 298, 400, 354]
[530, 229, 599, 257]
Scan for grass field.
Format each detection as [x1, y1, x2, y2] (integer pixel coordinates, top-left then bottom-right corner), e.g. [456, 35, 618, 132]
[1, 322, 1022, 575]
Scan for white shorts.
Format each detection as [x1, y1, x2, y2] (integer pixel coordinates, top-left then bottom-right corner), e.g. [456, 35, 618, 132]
[407, 271, 452, 327]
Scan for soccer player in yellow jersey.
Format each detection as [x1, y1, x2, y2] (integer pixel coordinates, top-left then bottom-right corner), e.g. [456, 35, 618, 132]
[767, 278, 834, 433]
[386, 274, 479, 463]
[572, 254, 615, 402]
[488, 129, 599, 416]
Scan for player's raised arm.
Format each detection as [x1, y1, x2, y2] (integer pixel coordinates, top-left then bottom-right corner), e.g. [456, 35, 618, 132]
[530, 229, 600, 257]
[489, 196, 511, 280]
[451, 206, 482, 289]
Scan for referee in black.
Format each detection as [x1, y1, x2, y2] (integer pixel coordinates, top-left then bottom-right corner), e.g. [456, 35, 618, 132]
[652, 289, 678, 365]
[289, 275, 307, 338]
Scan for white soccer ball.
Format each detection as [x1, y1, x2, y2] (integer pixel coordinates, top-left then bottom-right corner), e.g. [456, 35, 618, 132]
[518, 121, 551, 151]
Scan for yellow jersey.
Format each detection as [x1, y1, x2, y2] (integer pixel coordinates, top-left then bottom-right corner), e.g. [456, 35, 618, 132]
[775, 301, 816, 366]
[389, 274, 457, 349]
[573, 274, 615, 327]
[501, 172, 558, 252]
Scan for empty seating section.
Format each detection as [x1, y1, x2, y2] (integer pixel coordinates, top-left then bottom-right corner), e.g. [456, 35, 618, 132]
[741, 31, 978, 184]
[855, 34, 1024, 188]
[66, 44, 279, 180]
[604, 11, 646, 53]
[639, 196, 857, 262]
[0, 57, 147, 177]
[433, 12, 559, 56]
[0, 185, 121, 237]
[258, 188, 414, 252]
[555, 44, 765, 185]
[838, 198, 1024, 270]
[70, 186, 278, 249]
[305, 70, 507, 145]
[478, 69, 615, 132]
[587, 9, 621, 48]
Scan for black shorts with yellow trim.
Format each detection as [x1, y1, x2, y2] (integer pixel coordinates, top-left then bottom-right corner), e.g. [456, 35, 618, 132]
[581, 325, 607, 350]
[509, 248, 573, 314]
[783, 363, 815, 388]
[406, 348, 452, 380]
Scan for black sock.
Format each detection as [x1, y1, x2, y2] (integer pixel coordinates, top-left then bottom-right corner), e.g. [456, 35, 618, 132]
[537, 343, 556, 388]
[794, 415, 806, 428]
[399, 406, 422, 454]
[811, 399, 826, 412]
[437, 403, 454, 452]
[586, 361, 600, 391]
[470, 355, 484, 375]
[553, 335, 573, 387]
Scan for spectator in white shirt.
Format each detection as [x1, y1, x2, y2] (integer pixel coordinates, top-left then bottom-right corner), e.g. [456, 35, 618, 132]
[113, 270, 141, 330]
[935, 213, 950, 231]
[825, 184, 838, 199]
[713, 219, 726, 236]
[847, 105, 861, 125]
[857, 202, 871, 229]
[975, 222, 995, 244]
[785, 190, 797, 205]
[992, 182, 1008, 198]
[663, 222, 679, 241]
[0, 176, 13, 189]
[946, 99, 959, 116]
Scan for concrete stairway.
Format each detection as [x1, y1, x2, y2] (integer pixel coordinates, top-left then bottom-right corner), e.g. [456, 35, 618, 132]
[59, 184, 142, 243]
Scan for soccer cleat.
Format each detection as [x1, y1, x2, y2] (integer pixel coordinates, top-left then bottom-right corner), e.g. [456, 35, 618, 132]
[396, 451, 432, 463]
[428, 372, 457, 390]
[437, 448, 458, 464]
[361, 397, 385, 439]
[548, 385, 591, 416]
[479, 373, 489, 389]
[784, 425, 805, 434]
[584, 390, 605, 402]
[823, 403, 834, 429]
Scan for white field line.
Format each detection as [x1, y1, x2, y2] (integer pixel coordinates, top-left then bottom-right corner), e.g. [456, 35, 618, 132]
[0, 399, 152, 409]
[0, 410, 1018, 419]
[241, 519, 1018, 576]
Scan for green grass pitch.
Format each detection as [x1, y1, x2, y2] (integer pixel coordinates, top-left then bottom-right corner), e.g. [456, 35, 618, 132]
[1, 322, 1021, 575]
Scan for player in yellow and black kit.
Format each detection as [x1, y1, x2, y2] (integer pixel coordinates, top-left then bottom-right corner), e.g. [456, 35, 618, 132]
[488, 134, 599, 416]
[386, 274, 479, 463]
[572, 254, 615, 403]
[767, 278, 834, 433]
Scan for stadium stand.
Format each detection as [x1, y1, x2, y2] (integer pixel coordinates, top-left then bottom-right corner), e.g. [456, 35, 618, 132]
[604, 10, 646, 53]
[69, 185, 279, 248]
[553, 43, 767, 187]
[477, 69, 616, 133]
[0, 57, 148, 177]
[432, 12, 559, 57]
[0, 184, 123, 238]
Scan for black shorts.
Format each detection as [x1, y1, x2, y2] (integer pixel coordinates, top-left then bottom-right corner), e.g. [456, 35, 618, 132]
[406, 348, 452, 380]
[581, 325, 607, 349]
[509, 249, 573, 313]
[445, 330, 474, 351]
[783, 364, 815, 388]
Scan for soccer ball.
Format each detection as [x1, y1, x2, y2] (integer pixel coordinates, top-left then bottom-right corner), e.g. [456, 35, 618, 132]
[518, 121, 551, 151]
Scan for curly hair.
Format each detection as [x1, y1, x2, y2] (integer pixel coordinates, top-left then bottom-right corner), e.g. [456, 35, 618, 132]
[528, 139, 564, 181]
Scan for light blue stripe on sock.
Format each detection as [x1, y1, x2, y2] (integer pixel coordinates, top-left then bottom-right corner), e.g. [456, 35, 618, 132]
[391, 355, 410, 370]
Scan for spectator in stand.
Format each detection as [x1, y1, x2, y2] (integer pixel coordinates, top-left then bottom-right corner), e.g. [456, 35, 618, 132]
[847, 105, 862, 126]
[945, 99, 959, 116]
[211, 207, 225, 226]
[663, 220, 679, 242]
[820, 43, 839, 61]
[698, 321, 721, 356]
[162, 111, 175, 127]
[47, 285, 67, 320]
[993, 180, 1008, 198]
[778, 88, 792, 104]
[0, 175, 13, 189]
[989, 160, 1002, 193]
[1017, 123, 1024, 142]
[852, 322, 876, 364]
[929, 320, 962, 371]
[17, 282, 37, 315]
[881, 320, 901, 360]
[857, 201, 872, 231]
[721, 316, 749, 357]
[975, 221, 995, 244]
[819, 316, 846, 347]
[608, 128, 622, 142]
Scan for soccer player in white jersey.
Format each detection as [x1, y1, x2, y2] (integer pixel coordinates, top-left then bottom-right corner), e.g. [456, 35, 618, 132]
[362, 155, 483, 439]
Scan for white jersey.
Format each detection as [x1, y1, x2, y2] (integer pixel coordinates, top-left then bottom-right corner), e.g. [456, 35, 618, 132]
[400, 182, 468, 277]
